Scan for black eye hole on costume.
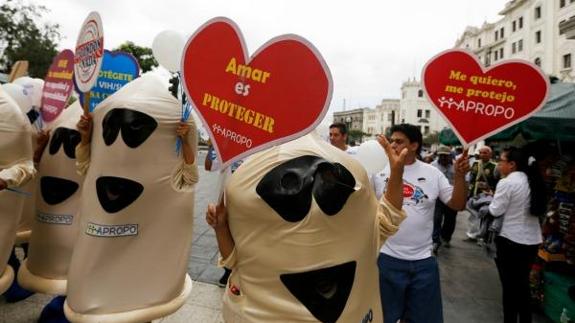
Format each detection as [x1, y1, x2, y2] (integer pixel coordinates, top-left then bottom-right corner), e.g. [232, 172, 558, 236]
[102, 108, 158, 148]
[49, 127, 82, 159]
[256, 155, 356, 222]
[280, 261, 357, 323]
[41, 176, 79, 205]
[96, 176, 144, 213]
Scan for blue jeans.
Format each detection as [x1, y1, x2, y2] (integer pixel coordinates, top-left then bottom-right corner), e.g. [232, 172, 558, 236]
[378, 253, 443, 323]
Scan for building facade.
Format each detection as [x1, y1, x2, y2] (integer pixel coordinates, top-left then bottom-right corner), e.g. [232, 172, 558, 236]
[455, 0, 575, 81]
[332, 108, 365, 134]
[332, 79, 447, 143]
[362, 99, 400, 139]
[398, 79, 448, 136]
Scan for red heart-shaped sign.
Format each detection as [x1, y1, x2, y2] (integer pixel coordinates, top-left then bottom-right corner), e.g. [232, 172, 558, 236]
[181, 18, 332, 168]
[422, 49, 549, 146]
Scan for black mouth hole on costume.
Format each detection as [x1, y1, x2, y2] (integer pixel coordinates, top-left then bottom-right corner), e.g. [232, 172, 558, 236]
[280, 261, 356, 323]
[40, 176, 79, 205]
[96, 176, 144, 213]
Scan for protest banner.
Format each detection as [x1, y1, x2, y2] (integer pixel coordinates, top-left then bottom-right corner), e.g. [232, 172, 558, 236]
[422, 49, 549, 146]
[83, 50, 140, 112]
[74, 11, 104, 114]
[181, 17, 332, 168]
[41, 49, 74, 122]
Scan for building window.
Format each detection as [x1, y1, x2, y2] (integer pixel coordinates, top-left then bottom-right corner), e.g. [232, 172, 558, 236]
[495, 30, 499, 40]
[425, 110, 430, 119]
[417, 109, 422, 118]
[512, 42, 517, 53]
[500, 27, 505, 38]
[535, 6, 541, 19]
[494, 50, 499, 61]
[561, 0, 566, 8]
[563, 54, 572, 69]
[512, 20, 517, 32]
[478, 38, 482, 47]
[418, 89, 423, 97]
[536, 30, 542, 43]
[535, 57, 541, 66]
[519, 17, 523, 29]
[518, 39, 523, 51]
[499, 48, 504, 59]
[424, 126, 430, 135]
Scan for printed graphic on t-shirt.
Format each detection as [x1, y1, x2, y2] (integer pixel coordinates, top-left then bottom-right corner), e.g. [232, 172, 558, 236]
[385, 178, 429, 206]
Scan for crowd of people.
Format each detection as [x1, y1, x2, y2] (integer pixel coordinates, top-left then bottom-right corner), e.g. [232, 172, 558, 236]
[1, 73, 549, 323]
[322, 122, 547, 323]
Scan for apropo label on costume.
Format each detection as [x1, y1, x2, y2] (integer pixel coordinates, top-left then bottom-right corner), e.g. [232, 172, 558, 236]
[36, 211, 73, 225]
[86, 222, 138, 238]
[74, 11, 104, 93]
[181, 17, 332, 168]
[41, 49, 75, 122]
[422, 49, 549, 146]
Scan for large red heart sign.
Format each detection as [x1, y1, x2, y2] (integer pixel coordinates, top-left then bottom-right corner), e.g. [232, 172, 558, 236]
[181, 17, 332, 168]
[422, 49, 549, 146]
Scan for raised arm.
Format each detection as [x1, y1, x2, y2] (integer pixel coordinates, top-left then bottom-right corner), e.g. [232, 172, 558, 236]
[377, 134, 408, 210]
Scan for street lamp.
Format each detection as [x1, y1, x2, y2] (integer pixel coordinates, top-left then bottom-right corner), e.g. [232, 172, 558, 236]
[345, 116, 352, 145]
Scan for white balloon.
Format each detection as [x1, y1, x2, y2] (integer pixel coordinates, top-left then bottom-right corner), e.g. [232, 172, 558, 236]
[30, 78, 44, 108]
[354, 140, 389, 175]
[13, 77, 44, 108]
[1, 83, 33, 114]
[152, 30, 185, 72]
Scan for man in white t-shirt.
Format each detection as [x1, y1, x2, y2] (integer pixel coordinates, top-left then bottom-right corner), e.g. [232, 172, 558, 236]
[329, 122, 358, 155]
[372, 124, 469, 323]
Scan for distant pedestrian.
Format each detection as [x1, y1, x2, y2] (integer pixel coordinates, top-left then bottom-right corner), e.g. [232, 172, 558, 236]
[466, 145, 499, 241]
[329, 122, 358, 155]
[489, 147, 545, 323]
[431, 145, 458, 254]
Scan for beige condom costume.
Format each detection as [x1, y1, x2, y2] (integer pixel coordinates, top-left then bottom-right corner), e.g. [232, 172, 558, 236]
[64, 74, 198, 323]
[221, 132, 406, 323]
[15, 165, 36, 243]
[18, 101, 84, 295]
[0, 88, 35, 294]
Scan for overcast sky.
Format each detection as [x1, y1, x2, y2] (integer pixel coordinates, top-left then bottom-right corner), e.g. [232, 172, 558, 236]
[35, 0, 507, 116]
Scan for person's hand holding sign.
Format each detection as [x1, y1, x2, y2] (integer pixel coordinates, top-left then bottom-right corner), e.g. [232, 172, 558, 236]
[176, 121, 195, 165]
[454, 148, 471, 177]
[77, 114, 93, 145]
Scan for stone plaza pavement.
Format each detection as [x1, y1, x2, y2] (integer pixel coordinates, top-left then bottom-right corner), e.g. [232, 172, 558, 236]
[1, 150, 552, 322]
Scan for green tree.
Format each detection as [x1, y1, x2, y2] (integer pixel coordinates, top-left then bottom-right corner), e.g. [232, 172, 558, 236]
[0, 0, 60, 78]
[348, 129, 370, 144]
[114, 41, 158, 73]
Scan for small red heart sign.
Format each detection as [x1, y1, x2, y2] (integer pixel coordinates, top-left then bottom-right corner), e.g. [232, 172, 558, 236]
[181, 17, 332, 168]
[422, 49, 549, 146]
